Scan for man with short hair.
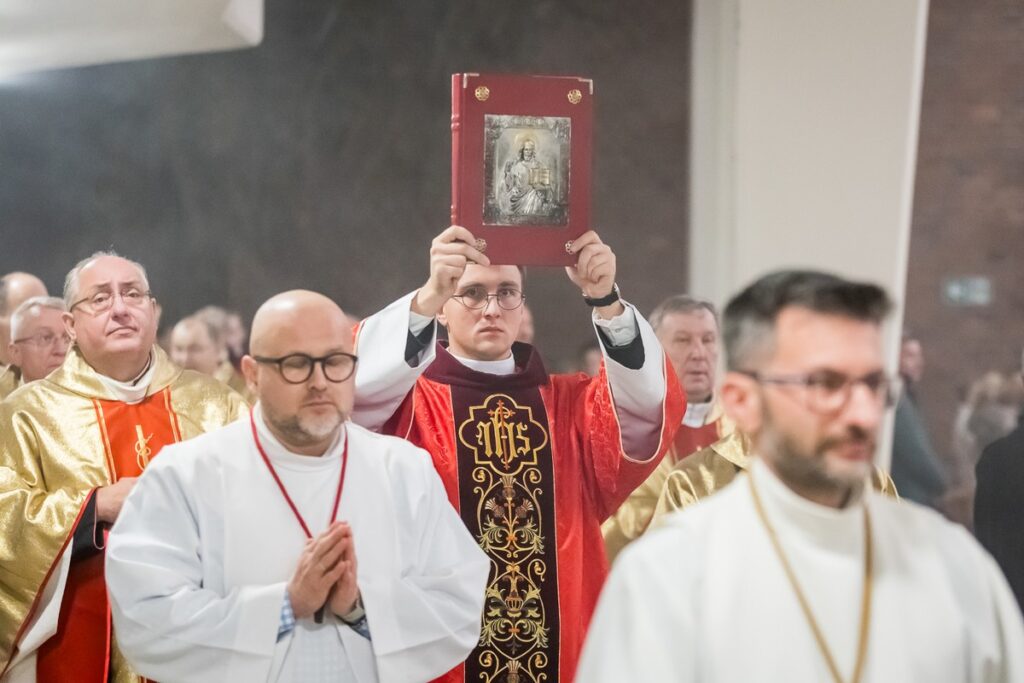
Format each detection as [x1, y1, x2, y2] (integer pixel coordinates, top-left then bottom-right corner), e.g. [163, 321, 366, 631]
[106, 290, 488, 682]
[353, 226, 685, 683]
[2, 297, 70, 397]
[0, 272, 48, 395]
[0, 252, 247, 681]
[602, 294, 740, 561]
[169, 315, 223, 377]
[171, 314, 253, 402]
[578, 270, 1024, 682]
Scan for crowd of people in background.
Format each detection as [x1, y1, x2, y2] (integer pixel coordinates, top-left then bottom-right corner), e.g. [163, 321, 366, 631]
[0, 238, 1021, 682]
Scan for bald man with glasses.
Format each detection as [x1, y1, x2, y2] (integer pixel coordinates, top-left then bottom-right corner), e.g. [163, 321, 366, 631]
[105, 290, 487, 682]
[0, 252, 247, 682]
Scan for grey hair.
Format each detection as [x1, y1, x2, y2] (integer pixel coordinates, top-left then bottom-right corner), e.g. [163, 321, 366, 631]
[10, 296, 67, 342]
[63, 251, 150, 308]
[722, 270, 892, 371]
[648, 294, 718, 333]
[177, 314, 224, 348]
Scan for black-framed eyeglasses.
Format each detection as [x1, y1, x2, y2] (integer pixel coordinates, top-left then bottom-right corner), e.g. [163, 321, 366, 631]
[252, 352, 358, 384]
[737, 368, 900, 414]
[451, 286, 525, 311]
[12, 330, 73, 348]
[69, 287, 153, 315]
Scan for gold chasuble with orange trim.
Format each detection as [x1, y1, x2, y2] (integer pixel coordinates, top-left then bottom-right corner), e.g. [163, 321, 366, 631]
[0, 346, 248, 682]
[383, 342, 685, 683]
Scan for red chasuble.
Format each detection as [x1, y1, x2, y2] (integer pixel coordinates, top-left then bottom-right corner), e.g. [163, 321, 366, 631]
[35, 389, 181, 683]
[383, 342, 684, 683]
[672, 420, 721, 464]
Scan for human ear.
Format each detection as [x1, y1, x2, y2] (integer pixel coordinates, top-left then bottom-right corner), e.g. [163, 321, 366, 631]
[240, 355, 259, 394]
[719, 371, 763, 436]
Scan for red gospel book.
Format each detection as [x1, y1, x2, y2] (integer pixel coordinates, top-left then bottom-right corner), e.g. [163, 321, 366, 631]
[451, 73, 593, 266]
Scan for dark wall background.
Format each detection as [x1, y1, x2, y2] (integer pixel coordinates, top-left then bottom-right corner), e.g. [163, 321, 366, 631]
[905, 0, 1024, 517]
[0, 0, 690, 369]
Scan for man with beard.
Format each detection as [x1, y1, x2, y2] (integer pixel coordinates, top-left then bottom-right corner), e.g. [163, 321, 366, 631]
[0, 253, 247, 681]
[578, 270, 1024, 682]
[106, 291, 488, 682]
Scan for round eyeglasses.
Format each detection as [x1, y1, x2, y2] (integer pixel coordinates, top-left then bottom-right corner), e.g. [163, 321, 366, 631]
[738, 369, 900, 414]
[12, 330, 73, 348]
[69, 288, 153, 315]
[253, 352, 358, 384]
[451, 286, 525, 311]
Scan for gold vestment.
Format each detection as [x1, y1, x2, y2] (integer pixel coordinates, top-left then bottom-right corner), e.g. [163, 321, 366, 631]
[0, 345, 248, 679]
[214, 359, 254, 405]
[601, 401, 733, 563]
[0, 365, 21, 401]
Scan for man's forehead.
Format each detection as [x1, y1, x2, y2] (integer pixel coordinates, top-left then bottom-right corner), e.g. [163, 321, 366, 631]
[458, 265, 522, 287]
[663, 309, 718, 333]
[21, 307, 63, 329]
[772, 306, 882, 366]
[255, 316, 352, 356]
[78, 258, 146, 289]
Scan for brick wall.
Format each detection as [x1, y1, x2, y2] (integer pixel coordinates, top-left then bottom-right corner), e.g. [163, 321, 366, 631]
[905, 0, 1024, 516]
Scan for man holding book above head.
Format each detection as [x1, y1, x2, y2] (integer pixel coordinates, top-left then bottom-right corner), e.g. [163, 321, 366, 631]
[352, 225, 685, 683]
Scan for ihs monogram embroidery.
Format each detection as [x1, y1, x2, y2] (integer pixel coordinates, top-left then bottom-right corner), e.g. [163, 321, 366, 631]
[458, 393, 555, 683]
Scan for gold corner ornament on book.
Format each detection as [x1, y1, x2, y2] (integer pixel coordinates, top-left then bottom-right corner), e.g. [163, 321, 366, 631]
[456, 392, 557, 682]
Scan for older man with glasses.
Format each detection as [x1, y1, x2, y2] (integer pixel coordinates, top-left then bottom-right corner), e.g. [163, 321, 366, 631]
[105, 290, 487, 682]
[1, 296, 71, 399]
[351, 226, 685, 683]
[0, 272, 49, 397]
[0, 252, 248, 682]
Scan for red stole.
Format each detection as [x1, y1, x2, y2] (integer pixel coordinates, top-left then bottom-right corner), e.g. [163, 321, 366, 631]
[672, 419, 720, 463]
[36, 388, 181, 683]
[424, 345, 560, 683]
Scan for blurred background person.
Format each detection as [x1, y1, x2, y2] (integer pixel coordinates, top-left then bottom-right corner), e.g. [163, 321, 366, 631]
[2, 297, 70, 398]
[974, 348, 1024, 613]
[890, 333, 947, 510]
[0, 272, 48, 397]
[171, 313, 253, 403]
[603, 295, 740, 562]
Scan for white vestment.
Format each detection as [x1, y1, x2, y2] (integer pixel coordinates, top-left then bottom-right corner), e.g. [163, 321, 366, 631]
[577, 457, 1024, 682]
[105, 411, 489, 683]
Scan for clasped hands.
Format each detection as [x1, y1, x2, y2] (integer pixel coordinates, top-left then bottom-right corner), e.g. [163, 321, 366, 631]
[287, 521, 360, 620]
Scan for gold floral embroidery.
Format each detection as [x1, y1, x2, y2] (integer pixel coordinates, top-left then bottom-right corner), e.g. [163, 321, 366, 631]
[459, 393, 553, 682]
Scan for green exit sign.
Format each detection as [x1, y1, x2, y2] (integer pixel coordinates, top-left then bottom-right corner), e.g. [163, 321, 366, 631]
[943, 277, 992, 307]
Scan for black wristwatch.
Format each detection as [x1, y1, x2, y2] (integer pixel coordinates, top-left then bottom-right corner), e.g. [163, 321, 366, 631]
[583, 283, 621, 307]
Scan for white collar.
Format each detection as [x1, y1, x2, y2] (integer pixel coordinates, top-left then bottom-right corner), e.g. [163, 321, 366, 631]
[683, 400, 714, 427]
[96, 351, 156, 404]
[252, 402, 345, 470]
[748, 457, 865, 555]
[449, 350, 516, 376]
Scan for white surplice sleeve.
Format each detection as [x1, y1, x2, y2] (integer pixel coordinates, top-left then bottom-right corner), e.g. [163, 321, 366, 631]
[105, 452, 286, 683]
[360, 440, 489, 682]
[593, 301, 669, 460]
[352, 291, 438, 432]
